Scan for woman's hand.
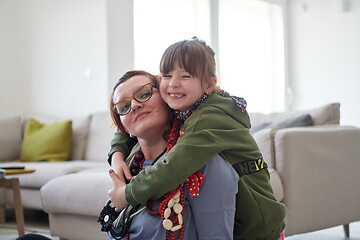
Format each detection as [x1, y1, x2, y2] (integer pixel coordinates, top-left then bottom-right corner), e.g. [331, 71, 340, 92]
[108, 169, 129, 211]
[111, 152, 132, 183]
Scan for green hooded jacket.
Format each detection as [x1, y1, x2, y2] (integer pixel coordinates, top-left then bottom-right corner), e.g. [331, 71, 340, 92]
[108, 93, 286, 240]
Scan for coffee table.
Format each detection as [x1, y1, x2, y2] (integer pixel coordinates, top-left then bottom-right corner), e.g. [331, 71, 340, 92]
[0, 168, 36, 236]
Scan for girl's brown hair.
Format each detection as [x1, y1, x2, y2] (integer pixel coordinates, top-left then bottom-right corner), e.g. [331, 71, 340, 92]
[109, 70, 159, 133]
[160, 37, 217, 86]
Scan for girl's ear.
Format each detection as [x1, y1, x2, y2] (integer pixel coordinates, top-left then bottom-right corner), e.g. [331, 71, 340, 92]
[205, 77, 218, 94]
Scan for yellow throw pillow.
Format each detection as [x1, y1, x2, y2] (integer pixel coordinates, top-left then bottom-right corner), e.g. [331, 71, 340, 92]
[20, 118, 73, 162]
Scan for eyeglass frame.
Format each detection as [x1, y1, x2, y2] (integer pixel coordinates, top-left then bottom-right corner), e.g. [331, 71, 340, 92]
[112, 82, 157, 116]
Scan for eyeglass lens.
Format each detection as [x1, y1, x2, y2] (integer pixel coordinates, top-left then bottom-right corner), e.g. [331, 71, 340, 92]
[116, 84, 153, 115]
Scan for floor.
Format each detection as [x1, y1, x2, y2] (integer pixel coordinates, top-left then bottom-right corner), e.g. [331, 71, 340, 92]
[0, 209, 360, 240]
[0, 209, 59, 240]
[286, 221, 360, 240]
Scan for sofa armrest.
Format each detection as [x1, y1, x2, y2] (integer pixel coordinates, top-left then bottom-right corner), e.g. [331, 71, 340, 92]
[272, 125, 360, 235]
[268, 168, 284, 201]
[253, 128, 280, 169]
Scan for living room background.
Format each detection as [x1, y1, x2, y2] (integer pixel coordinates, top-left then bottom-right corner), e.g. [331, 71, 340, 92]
[0, 0, 359, 127]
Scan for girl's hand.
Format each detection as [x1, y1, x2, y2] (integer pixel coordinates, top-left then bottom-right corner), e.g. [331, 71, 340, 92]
[111, 152, 132, 183]
[108, 169, 128, 211]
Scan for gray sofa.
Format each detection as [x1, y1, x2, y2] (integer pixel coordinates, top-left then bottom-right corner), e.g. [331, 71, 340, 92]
[1, 103, 360, 240]
[0, 112, 114, 240]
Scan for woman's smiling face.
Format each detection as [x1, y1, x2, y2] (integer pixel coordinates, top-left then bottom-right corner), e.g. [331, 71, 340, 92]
[113, 75, 170, 140]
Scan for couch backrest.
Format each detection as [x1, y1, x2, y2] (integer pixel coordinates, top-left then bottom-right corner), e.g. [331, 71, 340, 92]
[0, 112, 115, 162]
[0, 115, 22, 161]
[83, 112, 116, 162]
[249, 103, 340, 127]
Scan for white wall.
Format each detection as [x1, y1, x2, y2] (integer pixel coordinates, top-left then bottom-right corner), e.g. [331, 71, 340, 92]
[288, 0, 360, 127]
[106, 0, 134, 100]
[0, 0, 133, 118]
[1, 0, 360, 128]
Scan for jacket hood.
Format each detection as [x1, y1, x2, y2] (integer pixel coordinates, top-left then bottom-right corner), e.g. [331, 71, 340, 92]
[200, 93, 251, 129]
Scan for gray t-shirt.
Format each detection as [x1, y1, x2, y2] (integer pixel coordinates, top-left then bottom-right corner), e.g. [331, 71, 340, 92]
[108, 154, 238, 240]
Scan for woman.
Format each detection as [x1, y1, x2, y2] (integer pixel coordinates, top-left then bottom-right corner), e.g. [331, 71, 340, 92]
[105, 70, 239, 239]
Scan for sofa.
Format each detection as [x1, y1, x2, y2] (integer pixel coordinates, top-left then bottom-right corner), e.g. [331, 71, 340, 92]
[0, 103, 360, 240]
[0, 112, 114, 240]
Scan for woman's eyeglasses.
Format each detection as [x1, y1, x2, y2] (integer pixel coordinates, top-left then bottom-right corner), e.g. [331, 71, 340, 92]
[112, 82, 157, 116]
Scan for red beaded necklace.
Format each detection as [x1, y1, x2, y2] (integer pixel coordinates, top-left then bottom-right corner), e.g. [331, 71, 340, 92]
[127, 118, 203, 240]
[161, 119, 185, 240]
[160, 118, 204, 240]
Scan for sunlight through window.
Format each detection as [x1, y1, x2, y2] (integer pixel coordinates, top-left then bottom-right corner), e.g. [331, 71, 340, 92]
[133, 0, 285, 113]
[219, 0, 285, 113]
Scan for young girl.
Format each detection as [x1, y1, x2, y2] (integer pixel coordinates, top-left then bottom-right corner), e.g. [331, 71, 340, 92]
[108, 37, 286, 240]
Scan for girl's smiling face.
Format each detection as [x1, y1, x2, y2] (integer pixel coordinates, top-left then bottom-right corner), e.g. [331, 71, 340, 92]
[160, 63, 213, 111]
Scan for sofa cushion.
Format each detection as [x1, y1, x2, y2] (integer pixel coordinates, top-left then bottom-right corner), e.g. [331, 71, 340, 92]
[20, 118, 73, 162]
[0, 161, 107, 188]
[303, 102, 340, 125]
[41, 170, 112, 216]
[84, 112, 115, 162]
[0, 115, 22, 161]
[249, 103, 340, 127]
[250, 114, 313, 134]
[22, 113, 91, 160]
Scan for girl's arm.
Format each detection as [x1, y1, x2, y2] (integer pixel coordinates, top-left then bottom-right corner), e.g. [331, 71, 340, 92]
[111, 152, 132, 182]
[108, 132, 138, 181]
[125, 104, 261, 205]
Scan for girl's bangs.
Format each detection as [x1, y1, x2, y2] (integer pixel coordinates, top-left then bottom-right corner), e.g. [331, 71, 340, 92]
[160, 43, 204, 79]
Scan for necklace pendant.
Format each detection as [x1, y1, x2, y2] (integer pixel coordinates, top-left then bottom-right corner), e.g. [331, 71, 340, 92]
[162, 219, 173, 230]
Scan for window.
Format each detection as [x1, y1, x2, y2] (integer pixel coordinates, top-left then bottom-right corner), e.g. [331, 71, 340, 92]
[218, 0, 285, 113]
[133, 0, 286, 113]
[133, 0, 211, 74]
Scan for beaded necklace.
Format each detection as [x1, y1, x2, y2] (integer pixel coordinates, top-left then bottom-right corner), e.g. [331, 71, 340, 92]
[158, 116, 204, 240]
[125, 120, 204, 240]
[161, 118, 185, 240]
[129, 151, 145, 177]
